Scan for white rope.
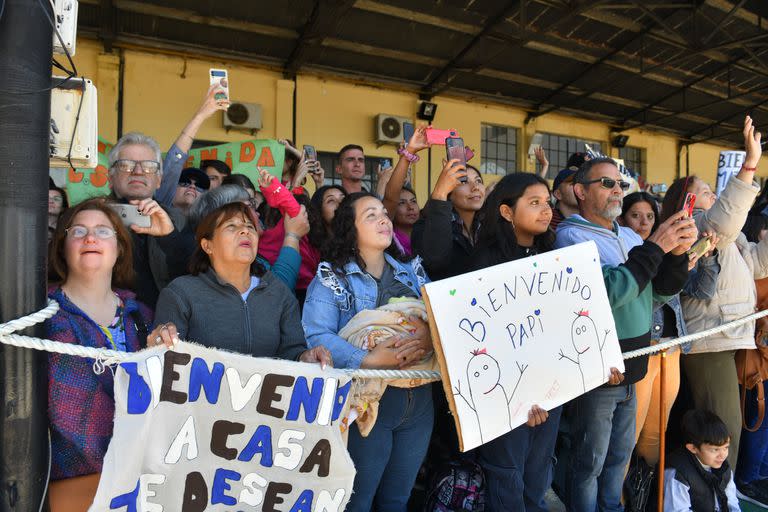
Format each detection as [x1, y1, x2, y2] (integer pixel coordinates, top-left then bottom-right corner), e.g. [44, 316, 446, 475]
[3, 299, 768, 380]
[622, 309, 768, 360]
[0, 300, 440, 379]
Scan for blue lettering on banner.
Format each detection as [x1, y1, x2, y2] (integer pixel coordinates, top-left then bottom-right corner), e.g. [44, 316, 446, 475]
[286, 377, 324, 423]
[188, 358, 225, 404]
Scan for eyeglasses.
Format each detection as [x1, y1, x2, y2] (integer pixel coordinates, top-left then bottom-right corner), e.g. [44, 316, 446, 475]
[112, 159, 160, 175]
[579, 177, 631, 191]
[247, 197, 262, 209]
[65, 225, 117, 239]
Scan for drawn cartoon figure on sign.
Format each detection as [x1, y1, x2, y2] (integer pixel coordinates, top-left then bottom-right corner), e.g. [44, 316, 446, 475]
[453, 348, 528, 443]
[558, 310, 611, 392]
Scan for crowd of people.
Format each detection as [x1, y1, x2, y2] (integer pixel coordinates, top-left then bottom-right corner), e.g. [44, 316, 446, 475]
[43, 81, 768, 512]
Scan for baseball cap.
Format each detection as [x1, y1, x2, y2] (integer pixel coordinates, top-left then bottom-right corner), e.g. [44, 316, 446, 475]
[553, 169, 577, 191]
[566, 152, 587, 170]
[178, 167, 210, 190]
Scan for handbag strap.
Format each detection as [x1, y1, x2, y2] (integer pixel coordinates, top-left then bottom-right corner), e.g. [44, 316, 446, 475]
[742, 359, 765, 432]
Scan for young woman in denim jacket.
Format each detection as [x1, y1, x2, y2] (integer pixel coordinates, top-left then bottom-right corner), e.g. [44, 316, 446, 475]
[619, 192, 721, 468]
[303, 192, 433, 512]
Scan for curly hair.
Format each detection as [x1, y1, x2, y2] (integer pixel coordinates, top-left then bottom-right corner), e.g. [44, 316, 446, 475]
[322, 192, 408, 274]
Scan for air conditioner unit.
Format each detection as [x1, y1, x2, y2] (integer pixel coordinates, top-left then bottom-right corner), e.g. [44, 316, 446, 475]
[53, 0, 78, 56]
[50, 76, 98, 168]
[224, 102, 262, 132]
[375, 114, 410, 145]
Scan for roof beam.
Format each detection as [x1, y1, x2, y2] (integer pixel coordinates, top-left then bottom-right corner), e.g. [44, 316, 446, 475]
[700, 0, 747, 45]
[420, 0, 522, 97]
[285, 0, 358, 77]
[620, 57, 741, 126]
[626, 82, 768, 130]
[527, 23, 659, 121]
[686, 95, 768, 140]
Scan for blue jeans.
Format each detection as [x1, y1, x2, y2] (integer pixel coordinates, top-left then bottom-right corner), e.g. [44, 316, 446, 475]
[346, 385, 434, 512]
[568, 384, 636, 512]
[737, 380, 768, 484]
[478, 406, 563, 512]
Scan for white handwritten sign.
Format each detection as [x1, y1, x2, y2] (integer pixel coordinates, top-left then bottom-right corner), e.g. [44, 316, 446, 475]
[423, 242, 624, 451]
[716, 150, 746, 195]
[90, 342, 355, 512]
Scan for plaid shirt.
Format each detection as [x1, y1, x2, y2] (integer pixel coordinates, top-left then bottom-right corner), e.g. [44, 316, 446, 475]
[45, 287, 152, 480]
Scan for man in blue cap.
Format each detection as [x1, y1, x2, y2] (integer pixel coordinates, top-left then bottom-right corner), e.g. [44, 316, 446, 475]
[551, 168, 578, 230]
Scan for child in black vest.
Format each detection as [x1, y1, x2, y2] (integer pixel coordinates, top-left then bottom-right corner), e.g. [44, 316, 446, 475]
[664, 409, 740, 511]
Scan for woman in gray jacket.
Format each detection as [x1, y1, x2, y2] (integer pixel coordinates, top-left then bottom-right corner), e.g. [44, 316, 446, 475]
[660, 116, 767, 484]
[149, 202, 330, 366]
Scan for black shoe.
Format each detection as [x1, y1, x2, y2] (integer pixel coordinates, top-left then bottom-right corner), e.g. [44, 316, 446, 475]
[737, 480, 768, 508]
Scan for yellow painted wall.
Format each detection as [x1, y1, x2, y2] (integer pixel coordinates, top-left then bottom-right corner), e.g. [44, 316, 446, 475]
[68, 37, 768, 204]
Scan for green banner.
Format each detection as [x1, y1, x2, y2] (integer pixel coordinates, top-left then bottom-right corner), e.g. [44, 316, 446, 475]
[66, 138, 112, 205]
[66, 139, 285, 205]
[185, 138, 284, 186]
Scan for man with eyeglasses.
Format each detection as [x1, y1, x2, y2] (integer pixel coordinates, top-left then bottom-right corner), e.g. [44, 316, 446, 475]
[107, 132, 189, 308]
[172, 167, 210, 214]
[554, 157, 698, 512]
[336, 144, 367, 193]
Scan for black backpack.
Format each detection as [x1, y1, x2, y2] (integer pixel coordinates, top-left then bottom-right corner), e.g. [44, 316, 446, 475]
[424, 460, 485, 512]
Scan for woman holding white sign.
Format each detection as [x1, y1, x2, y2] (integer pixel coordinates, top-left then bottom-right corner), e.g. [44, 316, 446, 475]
[469, 172, 561, 511]
[303, 192, 434, 512]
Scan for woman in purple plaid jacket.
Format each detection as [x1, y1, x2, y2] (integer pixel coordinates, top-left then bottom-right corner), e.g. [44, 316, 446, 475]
[45, 199, 154, 511]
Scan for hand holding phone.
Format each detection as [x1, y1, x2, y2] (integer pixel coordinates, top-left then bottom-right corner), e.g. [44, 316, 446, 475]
[109, 204, 151, 229]
[687, 236, 711, 259]
[209, 69, 229, 102]
[683, 192, 697, 217]
[426, 127, 459, 146]
[446, 137, 468, 183]
[403, 122, 415, 144]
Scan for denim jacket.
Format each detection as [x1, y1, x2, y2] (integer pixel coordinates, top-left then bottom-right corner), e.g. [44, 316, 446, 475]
[302, 253, 430, 369]
[651, 252, 721, 352]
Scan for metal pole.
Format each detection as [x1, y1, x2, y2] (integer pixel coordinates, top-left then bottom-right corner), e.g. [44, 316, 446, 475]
[0, 0, 54, 509]
[657, 350, 667, 512]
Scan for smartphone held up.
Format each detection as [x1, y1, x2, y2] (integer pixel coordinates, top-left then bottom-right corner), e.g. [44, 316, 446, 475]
[209, 68, 230, 102]
[445, 137, 468, 183]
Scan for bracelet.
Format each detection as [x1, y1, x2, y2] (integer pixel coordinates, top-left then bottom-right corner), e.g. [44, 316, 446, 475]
[285, 232, 302, 243]
[180, 131, 193, 140]
[398, 147, 420, 163]
[742, 165, 758, 172]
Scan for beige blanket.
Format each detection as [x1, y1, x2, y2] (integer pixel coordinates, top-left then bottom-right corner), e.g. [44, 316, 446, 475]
[338, 298, 439, 436]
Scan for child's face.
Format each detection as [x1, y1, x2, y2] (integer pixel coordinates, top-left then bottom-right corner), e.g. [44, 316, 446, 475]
[686, 441, 729, 469]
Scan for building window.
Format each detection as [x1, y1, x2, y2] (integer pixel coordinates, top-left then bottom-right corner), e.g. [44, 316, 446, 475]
[618, 146, 646, 177]
[539, 133, 603, 179]
[317, 151, 392, 192]
[481, 124, 519, 176]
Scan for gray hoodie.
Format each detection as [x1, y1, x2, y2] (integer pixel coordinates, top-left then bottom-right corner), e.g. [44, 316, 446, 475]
[155, 269, 307, 360]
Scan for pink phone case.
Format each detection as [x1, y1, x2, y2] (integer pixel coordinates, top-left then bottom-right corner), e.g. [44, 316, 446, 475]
[426, 128, 459, 145]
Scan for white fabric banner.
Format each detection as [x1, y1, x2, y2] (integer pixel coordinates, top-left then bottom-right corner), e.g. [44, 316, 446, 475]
[716, 150, 746, 195]
[91, 342, 355, 512]
[424, 242, 624, 451]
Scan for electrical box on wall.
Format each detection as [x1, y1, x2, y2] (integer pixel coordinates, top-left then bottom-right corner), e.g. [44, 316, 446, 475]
[53, 0, 78, 56]
[50, 77, 98, 169]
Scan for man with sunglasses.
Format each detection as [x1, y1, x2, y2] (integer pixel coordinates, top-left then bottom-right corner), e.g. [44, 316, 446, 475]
[172, 167, 210, 214]
[555, 157, 697, 512]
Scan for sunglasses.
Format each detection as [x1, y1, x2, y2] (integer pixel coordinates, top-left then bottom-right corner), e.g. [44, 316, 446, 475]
[179, 180, 207, 193]
[579, 177, 631, 191]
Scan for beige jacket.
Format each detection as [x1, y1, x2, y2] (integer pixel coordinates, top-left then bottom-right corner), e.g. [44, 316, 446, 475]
[682, 177, 768, 353]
